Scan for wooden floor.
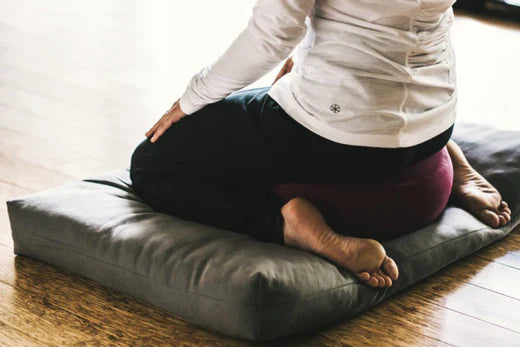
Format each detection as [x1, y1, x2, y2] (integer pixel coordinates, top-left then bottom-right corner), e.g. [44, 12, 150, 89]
[1, 1, 520, 345]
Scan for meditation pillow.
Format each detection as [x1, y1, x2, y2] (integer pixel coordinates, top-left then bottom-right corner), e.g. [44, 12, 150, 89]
[272, 146, 454, 240]
[7, 121, 520, 341]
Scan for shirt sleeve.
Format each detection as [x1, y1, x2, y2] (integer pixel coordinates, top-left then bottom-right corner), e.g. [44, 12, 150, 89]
[178, 0, 316, 115]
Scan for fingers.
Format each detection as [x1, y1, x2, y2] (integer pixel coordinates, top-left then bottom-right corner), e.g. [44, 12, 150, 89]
[150, 124, 166, 143]
[287, 58, 294, 72]
[146, 103, 186, 143]
[145, 108, 170, 138]
[272, 70, 285, 85]
[150, 116, 176, 143]
[272, 65, 290, 85]
[272, 57, 295, 85]
[145, 120, 162, 138]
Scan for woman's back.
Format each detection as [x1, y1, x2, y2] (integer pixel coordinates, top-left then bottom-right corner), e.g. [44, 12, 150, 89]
[177, 0, 457, 149]
[269, 0, 457, 148]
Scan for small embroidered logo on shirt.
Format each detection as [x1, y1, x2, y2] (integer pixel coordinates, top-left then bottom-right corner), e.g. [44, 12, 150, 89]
[330, 104, 341, 113]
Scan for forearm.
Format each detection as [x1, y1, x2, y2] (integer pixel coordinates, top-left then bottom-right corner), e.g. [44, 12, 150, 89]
[178, 0, 315, 115]
[178, 28, 286, 115]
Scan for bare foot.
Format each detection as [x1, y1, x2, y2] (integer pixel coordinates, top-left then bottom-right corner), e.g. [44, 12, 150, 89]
[281, 197, 399, 288]
[451, 163, 512, 228]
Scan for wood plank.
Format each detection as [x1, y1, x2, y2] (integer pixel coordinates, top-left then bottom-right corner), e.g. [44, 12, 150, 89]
[0, 126, 115, 181]
[406, 291, 520, 346]
[465, 259, 520, 301]
[320, 281, 520, 347]
[0, 320, 48, 347]
[478, 228, 520, 270]
[413, 264, 520, 333]
[316, 301, 452, 347]
[424, 246, 520, 302]
[0, 52, 155, 117]
[0, 71, 149, 140]
[0, 126, 89, 175]
[0, 278, 140, 346]
[0, 142, 77, 192]
[0, 102, 133, 167]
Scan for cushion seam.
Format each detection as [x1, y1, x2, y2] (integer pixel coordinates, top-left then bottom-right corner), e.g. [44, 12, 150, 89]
[17, 234, 247, 307]
[398, 225, 493, 262]
[14, 219, 515, 310]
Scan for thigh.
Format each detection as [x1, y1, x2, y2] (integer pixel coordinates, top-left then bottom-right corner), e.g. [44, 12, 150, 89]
[314, 124, 455, 183]
[131, 87, 287, 185]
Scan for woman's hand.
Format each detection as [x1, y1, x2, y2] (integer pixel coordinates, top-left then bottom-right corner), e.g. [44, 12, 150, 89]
[272, 57, 294, 85]
[145, 98, 186, 143]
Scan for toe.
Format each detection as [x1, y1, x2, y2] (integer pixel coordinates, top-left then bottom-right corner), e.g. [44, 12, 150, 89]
[501, 206, 512, 216]
[501, 201, 509, 209]
[355, 272, 371, 282]
[377, 269, 392, 287]
[366, 276, 379, 288]
[498, 214, 507, 226]
[382, 256, 399, 281]
[477, 209, 500, 228]
[372, 272, 385, 288]
[498, 211, 511, 224]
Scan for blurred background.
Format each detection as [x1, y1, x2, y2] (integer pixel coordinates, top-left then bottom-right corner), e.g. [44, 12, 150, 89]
[454, 0, 520, 18]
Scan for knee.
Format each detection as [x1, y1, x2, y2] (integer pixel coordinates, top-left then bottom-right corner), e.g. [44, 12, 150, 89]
[130, 138, 149, 165]
[130, 138, 154, 193]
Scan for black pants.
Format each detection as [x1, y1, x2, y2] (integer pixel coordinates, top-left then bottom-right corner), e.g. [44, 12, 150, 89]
[130, 86, 453, 245]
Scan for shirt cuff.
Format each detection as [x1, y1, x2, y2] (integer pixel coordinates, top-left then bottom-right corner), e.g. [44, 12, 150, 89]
[178, 90, 202, 116]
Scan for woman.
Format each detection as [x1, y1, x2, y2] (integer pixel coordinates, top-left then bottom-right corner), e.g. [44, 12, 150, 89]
[130, 0, 512, 289]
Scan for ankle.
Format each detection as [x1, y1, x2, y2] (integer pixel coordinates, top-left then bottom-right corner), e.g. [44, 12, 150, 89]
[282, 219, 297, 248]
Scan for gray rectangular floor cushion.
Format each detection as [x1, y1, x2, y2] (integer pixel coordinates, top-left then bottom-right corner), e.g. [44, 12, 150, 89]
[7, 121, 520, 341]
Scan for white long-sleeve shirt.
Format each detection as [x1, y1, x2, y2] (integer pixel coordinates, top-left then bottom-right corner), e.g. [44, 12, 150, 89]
[178, 0, 457, 148]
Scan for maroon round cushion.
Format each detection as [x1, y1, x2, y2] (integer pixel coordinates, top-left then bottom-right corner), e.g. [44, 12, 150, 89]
[272, 146, 454, 240]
